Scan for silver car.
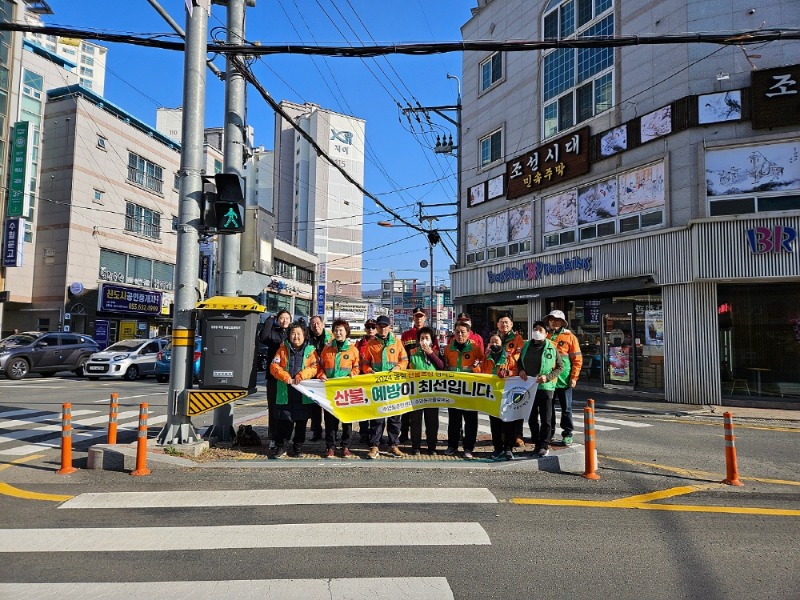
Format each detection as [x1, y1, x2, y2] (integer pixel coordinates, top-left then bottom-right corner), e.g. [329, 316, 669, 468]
[84, 338, 168, 381]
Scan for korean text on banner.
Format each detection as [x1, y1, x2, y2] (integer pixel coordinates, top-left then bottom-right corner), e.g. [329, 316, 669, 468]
[294, 371, 537, 424]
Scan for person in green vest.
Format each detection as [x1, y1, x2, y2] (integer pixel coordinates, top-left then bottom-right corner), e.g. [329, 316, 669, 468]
[318, 319, 360, 459]
[407, 326, 445, 455]
[518, 321, 564, 457]
[308, 315, 333, 441]
[483, 333, 520, 461]
[268, 322, 320, 458]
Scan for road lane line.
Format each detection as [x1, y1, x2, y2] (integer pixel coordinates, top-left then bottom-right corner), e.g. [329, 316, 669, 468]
[0, 578, 455, 600]
[0, 522, 491, 552]
[0, 456, 74, 502]
[609, 484, 718, 506]
[0, 409, 96, 430]
[60, 487, 498, 509]
[510, 497, 800, 516]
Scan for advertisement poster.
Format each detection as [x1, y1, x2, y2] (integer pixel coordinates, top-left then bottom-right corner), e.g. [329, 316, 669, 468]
[94, 320, 109, 349]
[645, 310, 664, 345]
[608, 346, 631, 382]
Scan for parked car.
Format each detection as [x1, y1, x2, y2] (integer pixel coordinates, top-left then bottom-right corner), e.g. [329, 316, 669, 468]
[0, 331, 100, 380]
[155, 337, 202, 383]
[84, 337, 168, 381]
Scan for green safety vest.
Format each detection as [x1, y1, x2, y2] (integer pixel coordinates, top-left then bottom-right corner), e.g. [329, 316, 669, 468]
[276, 343, 315, 405]
[519, 339, 558, 391]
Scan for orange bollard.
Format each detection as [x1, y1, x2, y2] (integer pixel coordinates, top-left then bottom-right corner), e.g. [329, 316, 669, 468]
[56, 403, 78, 475]
[582, 406, 600, 480]
[587, 398, 595, 412]
[721, 411, 743, 486]
[131, 403, 151, 476]
[107, 393, 119, 445]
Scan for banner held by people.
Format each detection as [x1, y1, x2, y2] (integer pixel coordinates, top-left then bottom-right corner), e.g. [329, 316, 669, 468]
[293, 371, 537, 424]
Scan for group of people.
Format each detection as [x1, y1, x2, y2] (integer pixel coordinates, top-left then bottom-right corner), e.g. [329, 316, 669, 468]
[257, 306, 583, 460]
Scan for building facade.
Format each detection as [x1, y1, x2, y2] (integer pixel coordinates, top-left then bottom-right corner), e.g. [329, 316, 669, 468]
[452, 0, 800, 405]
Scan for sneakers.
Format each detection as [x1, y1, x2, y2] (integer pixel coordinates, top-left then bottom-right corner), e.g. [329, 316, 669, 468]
[324, 448, 335, 459]
[462, 451, 474, 460]
[390, 445, 405, 457]
[504, 450, 515, 461]
[490, 449, 504, 461]
[270, 447, 287, 459]
[514, 437, 525, 448]
[367, 446, 380, 459]
[443, 447, 457, 456]
[535, 447, 549, 457]
[341, 447, 353, 458]
[562, 435, 573, 446]
[410, 448, 422, 456]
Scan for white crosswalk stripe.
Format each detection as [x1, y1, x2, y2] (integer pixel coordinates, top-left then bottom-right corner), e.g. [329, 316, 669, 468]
[2, 487, 497, 598]
[0, 407, 165, 457]
[0, 578, 456, 600]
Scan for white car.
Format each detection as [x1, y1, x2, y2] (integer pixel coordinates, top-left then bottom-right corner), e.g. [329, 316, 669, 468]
[84, 338, 168, 381]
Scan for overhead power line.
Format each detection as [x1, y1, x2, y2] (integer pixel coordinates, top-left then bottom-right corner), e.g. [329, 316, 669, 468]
[0, 22, 797, 54]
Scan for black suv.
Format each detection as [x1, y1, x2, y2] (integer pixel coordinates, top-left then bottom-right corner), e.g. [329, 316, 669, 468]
[0, 331, 100, 380]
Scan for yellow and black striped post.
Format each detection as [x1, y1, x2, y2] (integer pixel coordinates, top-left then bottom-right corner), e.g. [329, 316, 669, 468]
[722, 412, 743, 486]
[56, 403, 78, 475]
[107, 393, 119, 445]
[131, 403, 151, 477]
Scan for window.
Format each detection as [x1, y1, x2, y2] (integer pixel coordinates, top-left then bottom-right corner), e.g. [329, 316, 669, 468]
[480, 52, 503, 92]
[97, 136, 106, 150]
[127, 151, 164, 194]
[542, 0, 614, 138]
[296, 266, 314, 285]
[80, 79, 93, 90]
[125, 201, 161, 240]
[81, 43, 95, 54]
[80, 66, 94, 77]
[173, 173, 180, 190]
[81, 55, 94, 66]
[479, 129, 503, 168]
[93, 189, 104, 205]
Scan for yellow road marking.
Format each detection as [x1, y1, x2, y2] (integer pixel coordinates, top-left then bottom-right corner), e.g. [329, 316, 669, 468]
[608, 484, 716, 506]
[599, 454, 800, 487]
[647, 417, 799, 433]
[510, 497, 800, 516]
[0, 456, 75, 503]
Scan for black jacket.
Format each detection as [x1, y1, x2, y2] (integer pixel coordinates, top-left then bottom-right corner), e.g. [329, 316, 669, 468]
[258, 316, 287, 380]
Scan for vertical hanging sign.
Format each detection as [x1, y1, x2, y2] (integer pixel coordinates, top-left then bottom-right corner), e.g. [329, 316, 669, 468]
[2, 218, 23, 267]
[7, 121, 30, 217]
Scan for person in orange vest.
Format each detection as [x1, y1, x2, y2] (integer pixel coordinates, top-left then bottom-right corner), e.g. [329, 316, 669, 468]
[317, 318, 360, 459]
[544, 309, 583, 446]
[268, 322, 320, 458]
[442, 321, 485, 459]
[495, 312, 527, 448]
[482, 333, 519, 461]
[361, 315, 408, 459]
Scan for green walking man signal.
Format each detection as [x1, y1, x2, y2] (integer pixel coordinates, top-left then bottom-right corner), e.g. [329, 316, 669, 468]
[202, 173, 246, 234]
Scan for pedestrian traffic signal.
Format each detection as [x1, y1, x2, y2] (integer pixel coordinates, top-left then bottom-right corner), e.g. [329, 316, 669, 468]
[213, 173, 245, 234]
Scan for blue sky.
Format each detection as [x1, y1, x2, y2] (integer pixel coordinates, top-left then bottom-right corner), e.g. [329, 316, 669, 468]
[43, 0, 474, 291]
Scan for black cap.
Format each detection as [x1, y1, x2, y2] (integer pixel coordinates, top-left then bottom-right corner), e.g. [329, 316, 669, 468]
[413, 306, 425, 315]
[457, 312, 471, 321]
[376, 315, 391, 326]
[364, 318, 377, 327]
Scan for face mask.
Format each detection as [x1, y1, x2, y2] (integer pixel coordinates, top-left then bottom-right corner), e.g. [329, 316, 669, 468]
[489, 344, 502, 353]
[531, 330, 546, 341]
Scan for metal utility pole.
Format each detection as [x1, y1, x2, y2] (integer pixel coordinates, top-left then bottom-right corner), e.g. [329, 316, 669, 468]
[157, 0, 209, 445]
[206, 0, 247, 443]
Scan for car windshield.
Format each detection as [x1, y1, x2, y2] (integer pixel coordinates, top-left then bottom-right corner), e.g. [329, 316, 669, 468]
[0, 333, 39, 347]
[104, 340, 145, 351]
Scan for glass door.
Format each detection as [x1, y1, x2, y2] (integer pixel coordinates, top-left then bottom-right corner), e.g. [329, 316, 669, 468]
[601, 310, 634, 388]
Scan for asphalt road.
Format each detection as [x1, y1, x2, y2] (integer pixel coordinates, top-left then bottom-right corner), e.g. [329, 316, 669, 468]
[1, 374, 798, 599]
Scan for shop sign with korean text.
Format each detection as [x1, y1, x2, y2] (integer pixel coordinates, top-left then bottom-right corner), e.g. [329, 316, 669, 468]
[2, 218, 23, 267]
[505, 127, 590, 200]
[7, 122, 31, 217]
[751, 64, 800, 130]
[98, 283, 163, 315]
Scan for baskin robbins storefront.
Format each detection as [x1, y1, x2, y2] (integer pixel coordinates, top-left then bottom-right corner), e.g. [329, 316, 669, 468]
[451, 213, 800, 408]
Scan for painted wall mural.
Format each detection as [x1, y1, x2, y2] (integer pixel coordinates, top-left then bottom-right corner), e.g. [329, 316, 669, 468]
[706, 139, 800, 197]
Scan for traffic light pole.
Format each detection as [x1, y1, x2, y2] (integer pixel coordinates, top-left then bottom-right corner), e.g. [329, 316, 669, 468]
[207, 0, 247, 442]
[157, 0, 208, 445]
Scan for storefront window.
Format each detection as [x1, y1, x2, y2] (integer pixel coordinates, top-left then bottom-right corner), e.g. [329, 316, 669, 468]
[718, 283, 800, 399]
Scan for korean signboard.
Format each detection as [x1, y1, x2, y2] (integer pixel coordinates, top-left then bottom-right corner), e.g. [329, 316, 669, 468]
[98, 283, 163, 316]
[505, 127, 590, 200]
[2, 218, 23, 267]
[751, 64, 800, 130]
[7, 122, 31, 217]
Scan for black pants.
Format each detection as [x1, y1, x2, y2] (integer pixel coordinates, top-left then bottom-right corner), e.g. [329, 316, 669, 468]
[447, 408, 478, 452]
[528, 389, 554, 449]
[369, 415, 401, 447]
[310, 404, 323, 437]
[359, 421, 373, 441]
[324, 411, 352, 449]
[410, 408, 439, 451]
[489, 416, 520, 452]
[274, 419, 307, 452]
[266, 379, 278, 441]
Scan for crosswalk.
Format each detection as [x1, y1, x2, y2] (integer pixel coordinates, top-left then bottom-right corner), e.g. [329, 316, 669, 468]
[0, 404, 651, 457]
[0, 486, 498, 599]
[0, 405, 166, 457]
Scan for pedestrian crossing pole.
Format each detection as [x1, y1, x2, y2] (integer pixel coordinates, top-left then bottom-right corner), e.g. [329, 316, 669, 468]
[56, 403, 77, 475]
[107, 393, 118, 445]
